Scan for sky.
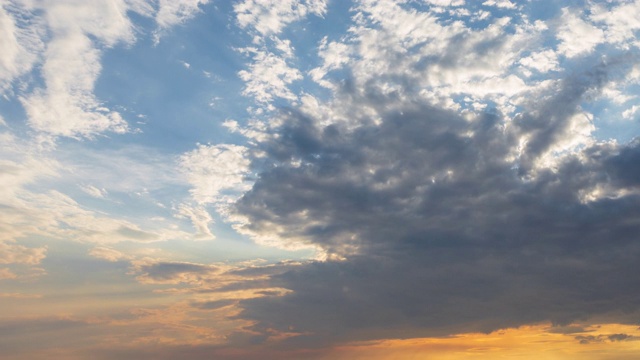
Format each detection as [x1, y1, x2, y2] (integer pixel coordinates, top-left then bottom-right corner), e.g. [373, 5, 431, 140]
[1, 0, 640, 358]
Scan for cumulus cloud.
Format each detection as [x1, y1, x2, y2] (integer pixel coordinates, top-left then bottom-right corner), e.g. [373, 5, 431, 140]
[180, 144, 252, 204]
[2, 0, 214, 140]
[221, 0, 640, 347]
[234, 0, 327, 37]
[17, 0, 135, 139]
[556, 9, 604, 58]
[238, 48, 303, 104]
[155, 0, 209, 29]
[482, 0, 516, 9]
[234, 93, 640, 347]
[590, 0, 640, 46]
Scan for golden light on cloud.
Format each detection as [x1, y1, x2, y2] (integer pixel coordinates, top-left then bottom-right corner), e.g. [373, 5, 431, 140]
[321, 323, 640, 360]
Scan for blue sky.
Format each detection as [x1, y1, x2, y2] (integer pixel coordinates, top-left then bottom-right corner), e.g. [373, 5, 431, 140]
[2, 0, 640, 359]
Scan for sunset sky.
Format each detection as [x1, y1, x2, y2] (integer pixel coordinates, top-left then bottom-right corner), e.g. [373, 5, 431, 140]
[2, 0, 640, 359]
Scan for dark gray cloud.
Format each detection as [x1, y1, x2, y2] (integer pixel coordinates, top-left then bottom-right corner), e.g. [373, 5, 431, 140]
[231, 54, 640, 346]
[575, 333, 635, 344]
[132, 260, 218, 284]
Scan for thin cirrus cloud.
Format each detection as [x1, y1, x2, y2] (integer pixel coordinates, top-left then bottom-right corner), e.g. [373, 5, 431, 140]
[1, 0, 640, 359]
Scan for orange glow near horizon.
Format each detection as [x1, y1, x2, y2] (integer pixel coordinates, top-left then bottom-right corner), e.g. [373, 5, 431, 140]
[319, 323, 640, 360]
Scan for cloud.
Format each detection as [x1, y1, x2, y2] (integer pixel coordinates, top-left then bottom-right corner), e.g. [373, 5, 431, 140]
[180, 143, 252, 205]
[0, 240, 46, 265]
[423, 0, 465, 6]
[575, 333, 635, 344]
[234, 0, 327, 37]
[3, 0, 215, 140]
[221, 0, 640, 347]
[0, 129, 198, 247]
[178, 143, 253, 237]
[482, 0, 516, 9]
[519, 49, 559, 74]
[80, 184, 108, 198]
[191, 299, 238, 310]
[590, 0, 640, 46]
[155, 0, 209, 29]
[308, 37, 352, 89]
[0, 292, 42, 298]
[88, 246, 131, 262]
[0, 268, 17, 280]
[131, 259, 220, 285]
[175, 204, 215, 239]
[232, 0, 330, 113]
[0, 2, 43, 94]
[3, 0, 640, 357]
[556, 8, 604, 58]
[238, 48, 303, 104]
[18, 0, 134, 139]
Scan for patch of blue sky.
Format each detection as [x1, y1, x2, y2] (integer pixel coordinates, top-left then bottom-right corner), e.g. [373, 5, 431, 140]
[94, 3, 252, 153]
[0, 95, 31, 136]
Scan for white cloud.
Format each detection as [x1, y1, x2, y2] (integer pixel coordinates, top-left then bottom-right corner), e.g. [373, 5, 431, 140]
[556, 8, 604, 58]
[336, 1, 547, 118]
[175, 204, 215, 239]
[17, 0, 135, 138]
[155, 0, 209, 29]
[519, 49, 559, 73]
[533, 111, 596, 170]
[80, 184, 108, 199]
[4, 0, 216, 139]
[482, 0, 516, 9]
[422, 0, 465, 6]
[623, 105, 640, 120]
[272, 37, 295, 58]
[178, 143, 253, 239]
[234, 0, 327, 37]
[309, 36, 352, 88]
[180, 143, 252, 205]
[238, 48, 302, 103]
[590, 0, 640, 46]
[0, 2, 43, 94]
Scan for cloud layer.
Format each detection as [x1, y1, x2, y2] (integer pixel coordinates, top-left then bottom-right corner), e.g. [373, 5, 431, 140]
[2, 0, 640, 358]
[223, 0, 640, 347]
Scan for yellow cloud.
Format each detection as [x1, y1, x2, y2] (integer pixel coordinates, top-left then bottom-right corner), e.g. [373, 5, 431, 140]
[320, 323, 640, 360]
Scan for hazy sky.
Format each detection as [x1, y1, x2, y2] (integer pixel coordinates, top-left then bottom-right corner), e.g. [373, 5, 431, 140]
[2, 0, 640, 359]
